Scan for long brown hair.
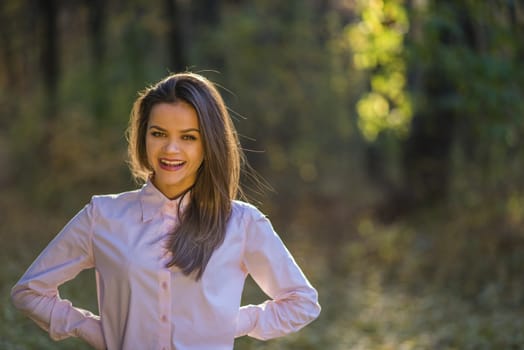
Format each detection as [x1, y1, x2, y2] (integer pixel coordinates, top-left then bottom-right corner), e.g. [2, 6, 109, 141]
[127, 72, 242, 280]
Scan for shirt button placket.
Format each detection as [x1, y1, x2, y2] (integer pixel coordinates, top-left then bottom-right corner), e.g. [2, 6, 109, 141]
[158, 270, 172, 350]
[159, 203, 176, 350]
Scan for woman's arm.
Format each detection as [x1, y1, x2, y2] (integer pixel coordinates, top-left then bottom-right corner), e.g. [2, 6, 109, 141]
[11, 199, 106, 350]
[236, 207, 321, 340]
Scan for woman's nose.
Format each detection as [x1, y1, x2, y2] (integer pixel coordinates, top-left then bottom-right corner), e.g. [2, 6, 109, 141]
[164, 139, 180, 152]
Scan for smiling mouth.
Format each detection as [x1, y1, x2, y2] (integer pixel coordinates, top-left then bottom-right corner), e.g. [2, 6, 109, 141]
[159, 159, 185, 170]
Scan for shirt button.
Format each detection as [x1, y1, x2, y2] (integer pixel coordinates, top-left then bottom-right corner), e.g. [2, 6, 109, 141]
[161, 281, 168, 290]
[161, 314, 167, 323]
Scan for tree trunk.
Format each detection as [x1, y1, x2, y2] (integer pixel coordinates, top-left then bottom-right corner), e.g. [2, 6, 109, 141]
[38, 0, 59, 119]
[193, 0, 220, 27]
[87, 0, 107, 120]
[165, 0, 187, 72]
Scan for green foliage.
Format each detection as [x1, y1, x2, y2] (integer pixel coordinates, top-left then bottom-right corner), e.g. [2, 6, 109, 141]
[348, 0, 524, 184]
[348, 0, 412, 141]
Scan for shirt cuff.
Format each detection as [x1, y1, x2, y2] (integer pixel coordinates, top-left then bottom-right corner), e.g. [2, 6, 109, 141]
[49, 297, 105, 349]
[77, 316, 106, 350]
[235, 305, 258, 338]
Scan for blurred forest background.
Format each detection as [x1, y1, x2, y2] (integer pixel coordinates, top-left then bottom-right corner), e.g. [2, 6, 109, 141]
[1, 0, 524, 349]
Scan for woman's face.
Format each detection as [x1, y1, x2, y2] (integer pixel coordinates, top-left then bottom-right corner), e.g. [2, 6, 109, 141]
[146, 101, 204, 199]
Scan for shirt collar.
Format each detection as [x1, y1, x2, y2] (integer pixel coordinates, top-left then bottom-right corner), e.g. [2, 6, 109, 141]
[139, 180, 190, 222]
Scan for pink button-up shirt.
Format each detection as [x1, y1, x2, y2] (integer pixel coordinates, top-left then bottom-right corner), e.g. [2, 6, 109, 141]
[11, 181, 321, 350]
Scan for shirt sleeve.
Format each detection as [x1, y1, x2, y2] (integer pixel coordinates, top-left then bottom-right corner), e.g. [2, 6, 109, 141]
[10, 198, 106, 350]
[237, 207, 321, 340]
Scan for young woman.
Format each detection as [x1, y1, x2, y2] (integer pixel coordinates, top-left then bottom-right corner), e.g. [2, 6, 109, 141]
[11, 72, 321, 350]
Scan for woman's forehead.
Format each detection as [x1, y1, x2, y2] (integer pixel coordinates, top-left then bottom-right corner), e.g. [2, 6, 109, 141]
[148, 102, 200, 130]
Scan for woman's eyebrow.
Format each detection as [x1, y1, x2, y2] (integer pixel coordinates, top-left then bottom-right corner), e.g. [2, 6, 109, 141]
[148, 125, 167, 131]
[149, 125, 200, 133]
[180, 128, 200, 133]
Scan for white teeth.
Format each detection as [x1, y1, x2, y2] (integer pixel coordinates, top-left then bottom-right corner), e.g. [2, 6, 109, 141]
[161, 159, 184, 166]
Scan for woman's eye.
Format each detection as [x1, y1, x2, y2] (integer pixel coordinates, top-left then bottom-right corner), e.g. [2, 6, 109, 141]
[151, 131, 165, 137]
[182, 135, 197, 141]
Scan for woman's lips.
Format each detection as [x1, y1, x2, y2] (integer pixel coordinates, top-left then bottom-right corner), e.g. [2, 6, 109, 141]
[159, 158, 185, 171]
